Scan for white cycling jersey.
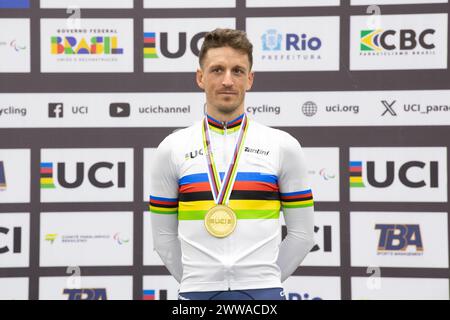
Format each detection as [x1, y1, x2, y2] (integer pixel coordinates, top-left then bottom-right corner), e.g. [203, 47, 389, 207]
[150, 113, 315, 293]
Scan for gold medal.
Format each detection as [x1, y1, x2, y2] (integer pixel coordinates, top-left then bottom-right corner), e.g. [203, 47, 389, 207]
[204, 205, 237, 238]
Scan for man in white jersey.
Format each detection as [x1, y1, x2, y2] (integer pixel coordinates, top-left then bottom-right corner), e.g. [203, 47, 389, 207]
[150, 28, 315, 300]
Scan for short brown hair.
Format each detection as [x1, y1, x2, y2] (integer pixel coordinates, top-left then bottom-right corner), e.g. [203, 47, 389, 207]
[199, 28, 253, 70]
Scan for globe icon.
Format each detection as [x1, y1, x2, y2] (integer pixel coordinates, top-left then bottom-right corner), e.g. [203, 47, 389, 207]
[302, 101, 318, 117]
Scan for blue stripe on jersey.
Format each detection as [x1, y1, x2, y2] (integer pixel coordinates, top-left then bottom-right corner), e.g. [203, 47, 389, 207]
[149, 195, 178, 202]
[179, 172, 278, 185]
[280, 189, 312, 197]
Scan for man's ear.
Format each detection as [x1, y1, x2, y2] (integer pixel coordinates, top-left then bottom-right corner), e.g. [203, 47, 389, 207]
[196, 68, 205, 90]
[246, 71, 255, 91]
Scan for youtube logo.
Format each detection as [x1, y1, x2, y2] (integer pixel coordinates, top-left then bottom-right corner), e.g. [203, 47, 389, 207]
[110, 103, 130, 117]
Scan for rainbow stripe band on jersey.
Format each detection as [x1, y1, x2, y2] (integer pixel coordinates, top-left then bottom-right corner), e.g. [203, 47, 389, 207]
[178, 171, 281, 220]
[149, 196, 178, 214]
[280, 189, 314, 208]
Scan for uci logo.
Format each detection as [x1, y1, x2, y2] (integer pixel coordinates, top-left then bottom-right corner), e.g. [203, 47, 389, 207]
[185, 148, 204, 161]
[144, 31, 207, 59]
[350, 160, 439, 189]
[40, 162, 126, 189]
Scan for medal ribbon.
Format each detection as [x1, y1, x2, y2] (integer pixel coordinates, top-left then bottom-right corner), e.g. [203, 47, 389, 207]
[202, 114, 249, 205]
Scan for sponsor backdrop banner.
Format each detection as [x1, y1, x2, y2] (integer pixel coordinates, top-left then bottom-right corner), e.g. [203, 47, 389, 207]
[0, 1, 449, 300]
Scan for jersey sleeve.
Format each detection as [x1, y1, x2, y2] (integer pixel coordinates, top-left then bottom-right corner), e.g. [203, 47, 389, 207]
[149, 134, 183, 283]
[276, 132, 315, 282]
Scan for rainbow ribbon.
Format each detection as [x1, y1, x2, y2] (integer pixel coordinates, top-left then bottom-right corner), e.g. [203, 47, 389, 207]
[202, 114, 250, 205]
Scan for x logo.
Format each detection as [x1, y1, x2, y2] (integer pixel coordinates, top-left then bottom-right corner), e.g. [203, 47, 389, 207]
[381, 100, 397, 116]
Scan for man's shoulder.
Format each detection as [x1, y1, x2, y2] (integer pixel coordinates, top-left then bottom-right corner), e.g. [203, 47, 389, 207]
[249, 118, 298, 143]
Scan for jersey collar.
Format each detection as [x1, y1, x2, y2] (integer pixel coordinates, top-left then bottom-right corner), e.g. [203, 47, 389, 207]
[206, 113, 245, 135]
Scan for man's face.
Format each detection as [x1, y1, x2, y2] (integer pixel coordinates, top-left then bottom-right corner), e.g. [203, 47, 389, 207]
[196, 46, 254, 116]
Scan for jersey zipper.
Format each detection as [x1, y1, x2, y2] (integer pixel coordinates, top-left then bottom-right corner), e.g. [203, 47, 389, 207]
[222, 120, 232, 290]
[223, 121, 227, 165]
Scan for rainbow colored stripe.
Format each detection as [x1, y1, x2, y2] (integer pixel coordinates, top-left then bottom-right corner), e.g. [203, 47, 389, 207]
[149, 195, 178, 214]
[177, 172, 281, 220]
[150, 173, 314, 218]
[280, 189, 314, 209]
[349, 161, 365, 188]
[206, 114, 243, 135]
[40, 162, 55, 189]
[144, 33, 158, 59]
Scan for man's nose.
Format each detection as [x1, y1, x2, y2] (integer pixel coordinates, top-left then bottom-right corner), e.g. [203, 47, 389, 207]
[222, 70, 234, 87]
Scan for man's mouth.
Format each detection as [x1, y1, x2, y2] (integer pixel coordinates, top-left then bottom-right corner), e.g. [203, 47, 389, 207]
[217, 91, 238, 95]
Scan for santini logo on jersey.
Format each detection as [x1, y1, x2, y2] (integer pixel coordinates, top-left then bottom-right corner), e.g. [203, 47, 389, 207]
[244, 147, 270, 156]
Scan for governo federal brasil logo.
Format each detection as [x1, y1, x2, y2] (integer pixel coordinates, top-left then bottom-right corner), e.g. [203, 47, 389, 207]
[51, 36, 124, 55]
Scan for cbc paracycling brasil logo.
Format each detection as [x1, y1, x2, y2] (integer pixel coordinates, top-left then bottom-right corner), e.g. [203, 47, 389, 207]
[360, 28, 436, 53]
[351, 14, 447, 70]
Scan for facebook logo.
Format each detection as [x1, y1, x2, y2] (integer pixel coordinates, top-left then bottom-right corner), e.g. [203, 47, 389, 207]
[49, 103, 64, 118]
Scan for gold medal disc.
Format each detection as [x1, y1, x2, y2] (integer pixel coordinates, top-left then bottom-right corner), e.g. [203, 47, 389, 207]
[204, 205, 237, 238]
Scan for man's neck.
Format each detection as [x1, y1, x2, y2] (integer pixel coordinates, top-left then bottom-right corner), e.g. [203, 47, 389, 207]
[206, 106, 245, 124]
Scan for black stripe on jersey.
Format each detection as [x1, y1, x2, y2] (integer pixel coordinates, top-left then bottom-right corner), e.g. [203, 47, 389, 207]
[280, 195, 313, 202]
[208, 120, 242, 130]
[149, 202, 178, 208]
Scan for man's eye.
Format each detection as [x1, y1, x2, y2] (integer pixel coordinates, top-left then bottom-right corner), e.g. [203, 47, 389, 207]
[212, 68, 222, 73]
[233, 69, 244, 74]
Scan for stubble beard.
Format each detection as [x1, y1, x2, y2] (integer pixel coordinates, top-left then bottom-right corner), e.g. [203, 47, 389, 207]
[216, 103, 240, 115]
[211, 94, 244, 116]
